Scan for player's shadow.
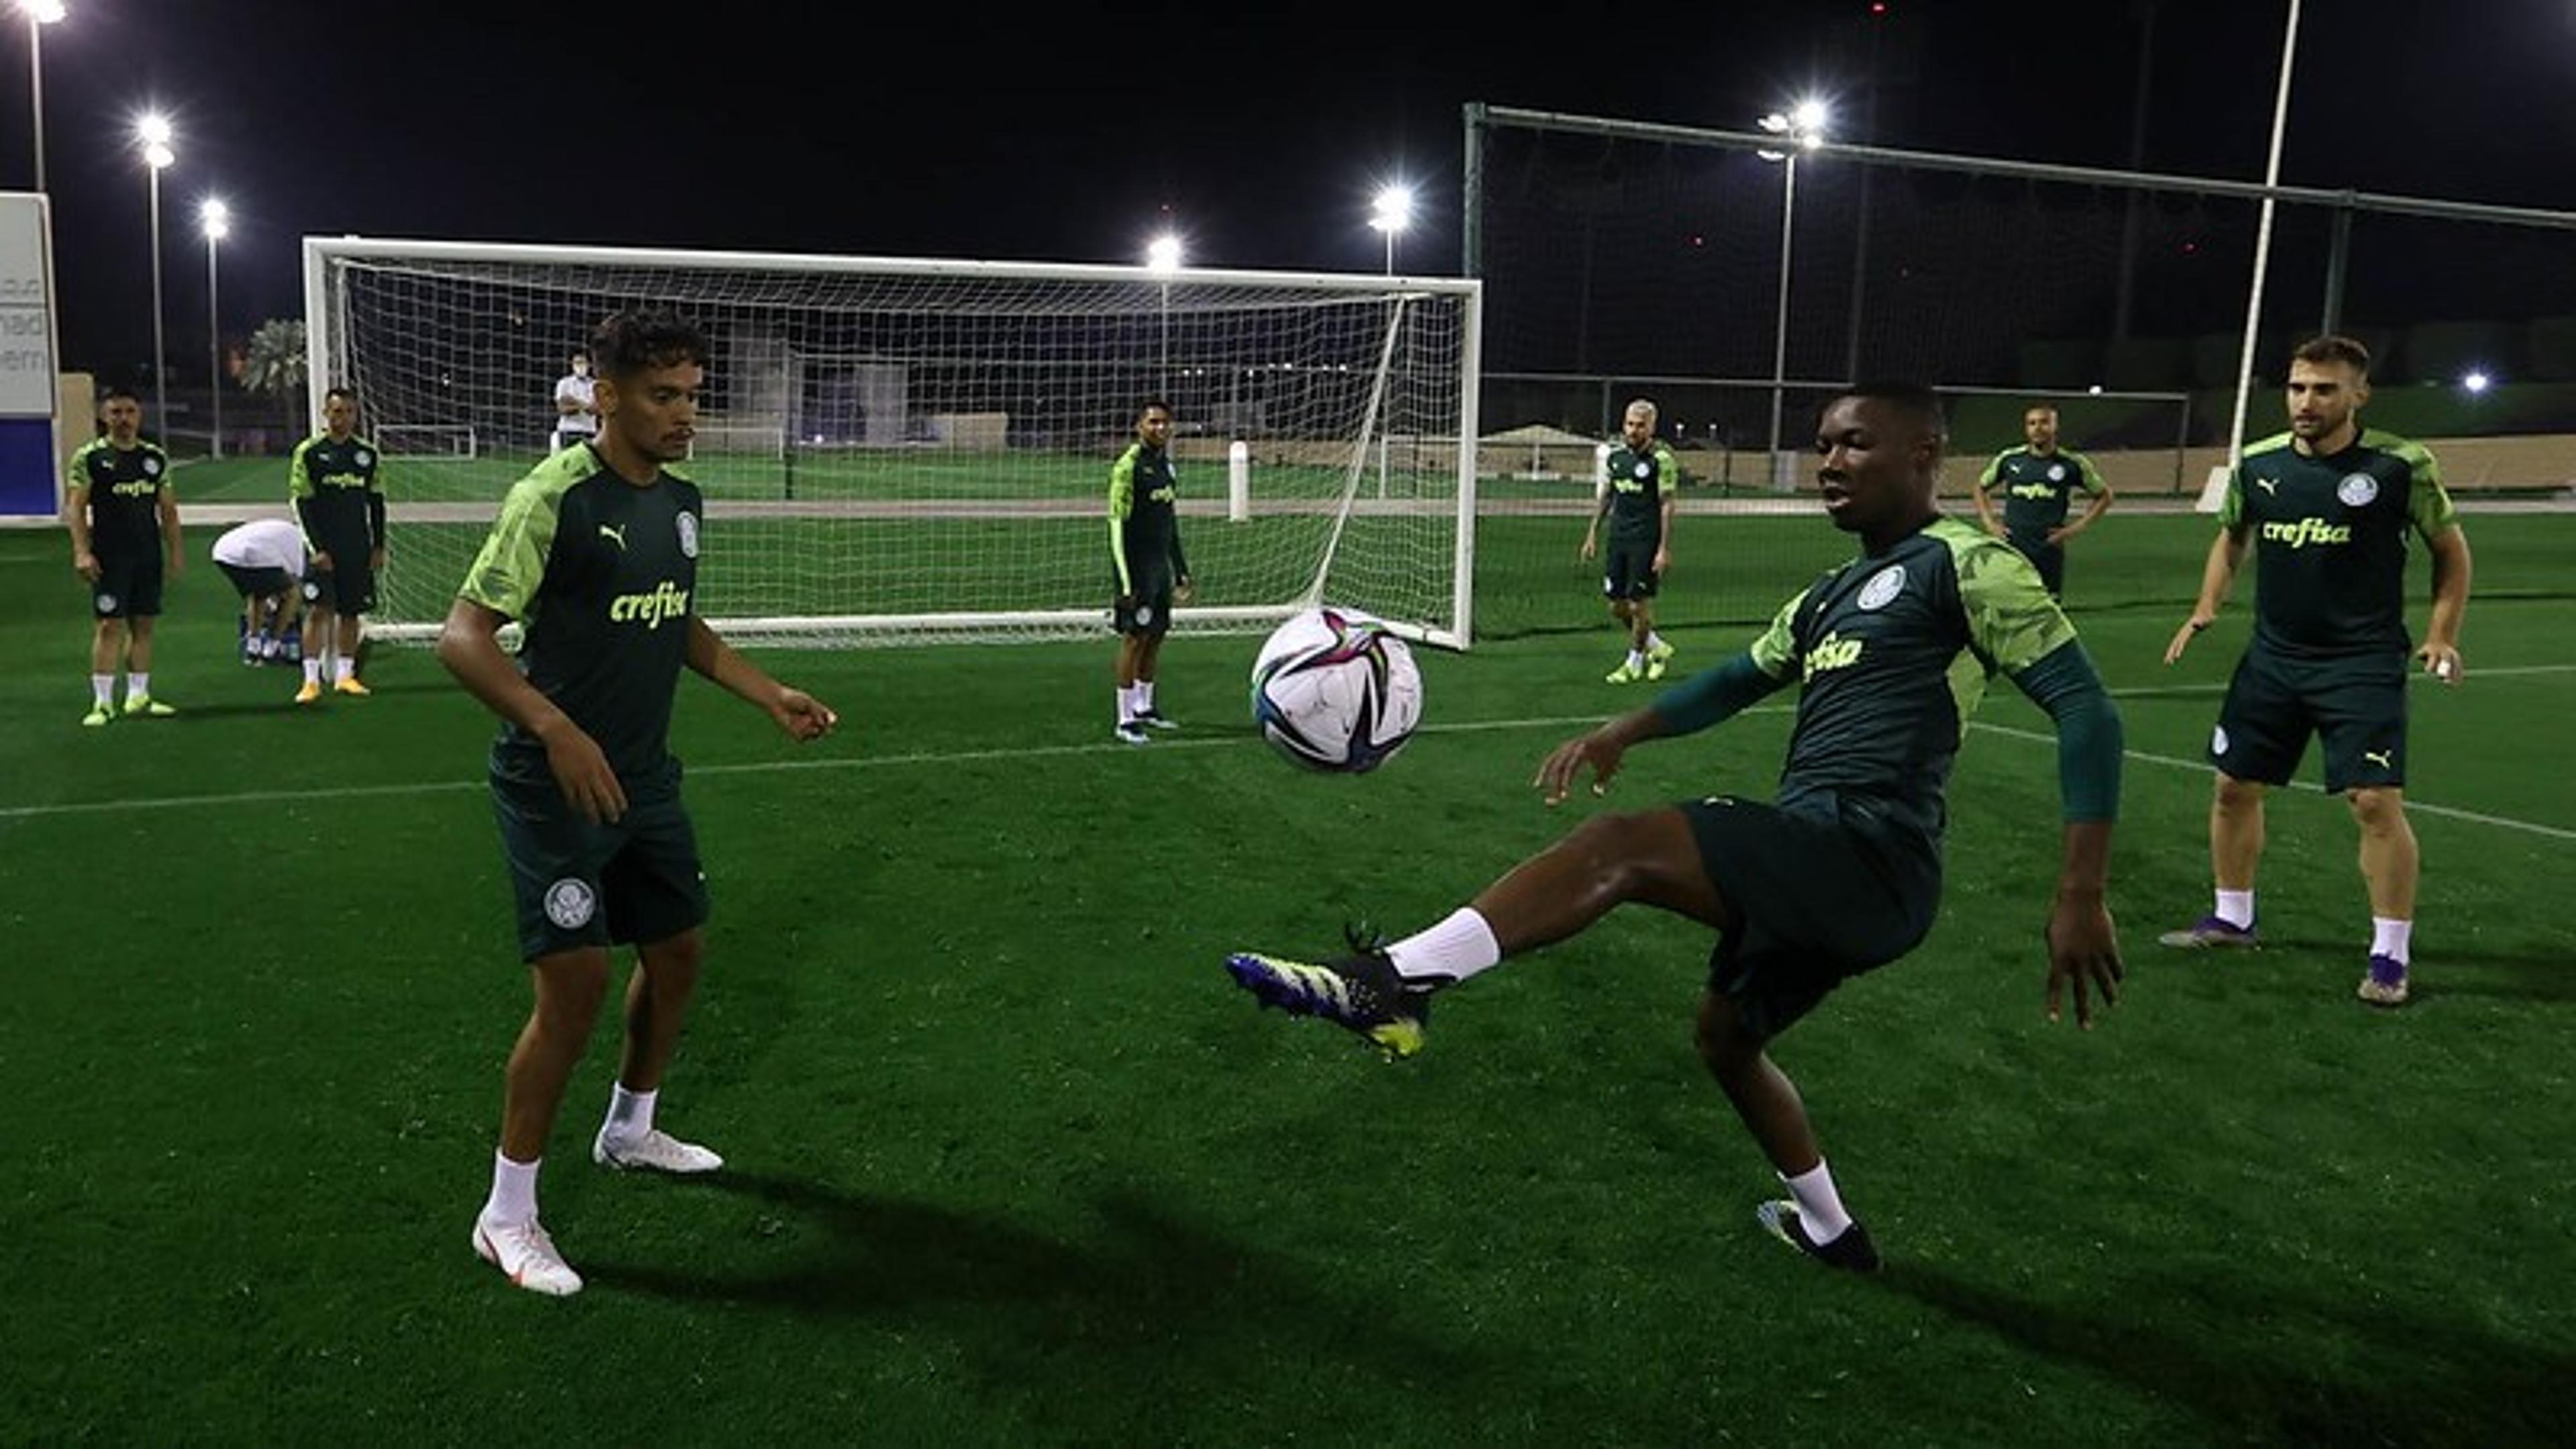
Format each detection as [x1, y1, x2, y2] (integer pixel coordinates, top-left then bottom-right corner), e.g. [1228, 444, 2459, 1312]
[1882, 1260, 2567, 1446]
[584, 1171, 1492, 1414]
[2210, 934, 2576, 1005]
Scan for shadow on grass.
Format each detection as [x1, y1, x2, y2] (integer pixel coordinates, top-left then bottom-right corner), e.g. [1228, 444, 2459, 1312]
[1885, 1260, 2569, 1446]
[582, 1170, 1505, 1430]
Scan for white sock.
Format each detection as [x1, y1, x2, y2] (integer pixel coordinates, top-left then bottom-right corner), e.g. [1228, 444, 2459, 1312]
[91, 673, 114, 706]
[483, 1151, 541, 1226]
[303, 658, 322, 686]
[2215, 890, 2256, 930]
[2371, 916, 2412, 965]
[1386, 908, 1502, 986]
[334, 657, 356, 685]
[1625, 649, 1644, 669]
[1782, 1159, 1854, 1244]
[1116, 685, 1138, 724]
[1138, 680, 1156, 712]
[1646, 631, 1666, 651]
[125, 671, 150, 700]
[603, 1083, 657, 1142]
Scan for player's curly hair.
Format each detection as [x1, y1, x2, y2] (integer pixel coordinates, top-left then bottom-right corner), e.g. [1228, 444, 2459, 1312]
[592, 307, 709, 380]
[1833, 379, 1947, 443]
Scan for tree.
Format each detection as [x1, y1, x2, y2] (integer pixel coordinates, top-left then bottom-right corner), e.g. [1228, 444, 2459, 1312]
[241, 317, 307, 441]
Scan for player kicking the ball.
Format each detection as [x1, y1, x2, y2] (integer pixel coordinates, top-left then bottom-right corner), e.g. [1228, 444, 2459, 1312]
[438, 308, 839, 1295]
[1227, 382, 2127, 1273]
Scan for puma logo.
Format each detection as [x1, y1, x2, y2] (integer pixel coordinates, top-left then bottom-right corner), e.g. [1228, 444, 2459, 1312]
[598, 524, 627, 551]
[2256, 478, 2278, 496]
[2363, 749, 2394, 769]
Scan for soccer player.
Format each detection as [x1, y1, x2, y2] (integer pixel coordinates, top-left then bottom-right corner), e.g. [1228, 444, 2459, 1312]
[1226, 382, 2126, 1273]
[1972, 404, 2112, 600]
[2159, 335, 2472, 1009]
[551, 348, 597, 454]
[1580, 398, 1679, 682]
[437, 307, 839, 1297]
[211, 516, 308, 665]
[1108, 397, 1193, 745]
[289, 387, 385, 704]
[64, 384, 182, 725]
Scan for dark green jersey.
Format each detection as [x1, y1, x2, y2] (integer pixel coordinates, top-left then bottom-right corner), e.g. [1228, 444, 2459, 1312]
[2218, 428, 2457, 658]
[68, 439, 171, 554]
[459, 445, 704, 781]
[1602, 443, 1678, 544]
[290, 433, 384, 547]
[1978, 445, 2106, 537]
[1108, 441, 1187, 593]
[1747, 516, 2076, 842]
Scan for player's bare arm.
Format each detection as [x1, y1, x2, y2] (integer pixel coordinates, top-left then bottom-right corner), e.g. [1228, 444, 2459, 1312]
[64, 485, 97, 580]
[436, 596, 627, 822]
[2164, 528, 2249, 664]
[684, 616, 839, 741]
[2418, 525, 2473, 684]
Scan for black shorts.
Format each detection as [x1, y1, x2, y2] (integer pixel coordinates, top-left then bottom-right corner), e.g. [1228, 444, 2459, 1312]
[1601, 539, 1660, 601]
[2006, 533, 2065, 598]
[2210, 643, 2407, 794]
[1681, 795, 1940, 1041]
[218, 561, 294, 600]
[490, 759, 710, 962]
[305, 546, 377, 615]
[89, 549, 164, 619]
[1114, 580, 1175, 637]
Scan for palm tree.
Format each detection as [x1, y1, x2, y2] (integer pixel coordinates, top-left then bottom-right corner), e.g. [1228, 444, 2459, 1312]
[241, 317, 307, 444]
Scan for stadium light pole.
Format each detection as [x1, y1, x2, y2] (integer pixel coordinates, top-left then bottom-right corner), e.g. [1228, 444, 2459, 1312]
[201, 198, 227, 459]
[19, 0, 64, 193]
[1369, 184, 1414, 275]
[138, 113, 174, 437]
[1146, 233, 1183, 383]
[1758, 100, 1827, 492]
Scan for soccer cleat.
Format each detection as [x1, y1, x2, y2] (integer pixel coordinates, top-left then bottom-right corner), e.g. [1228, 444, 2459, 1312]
[334, 676, 372, 698]
[592, 1128, 724, 1175]
[472, 1213, 584, 1296]
[1115, 721, 1150, 746]
[1604, 659, 1644, 685]
[1755, 1200, 1883, 1274]
[2357, 953, 2410, 1008]
[1223, 946, 1430, 1059]
[120, 694, 175, 718]
[294, 680, 323, 706]
[1134, 708, 1181, 731]
[81, 703, 112, 728]
[1644, 648, 1674, 682]
[2157, 915, 2259, 950]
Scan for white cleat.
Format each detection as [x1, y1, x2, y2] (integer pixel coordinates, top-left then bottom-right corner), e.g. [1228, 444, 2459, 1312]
[472, 1213, 584, 1296]
[592, 1128, 724, 1175]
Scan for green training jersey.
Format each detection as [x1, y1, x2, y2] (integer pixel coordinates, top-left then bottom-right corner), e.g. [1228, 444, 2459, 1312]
[290, 433, 383, 546]
[68, 439, 171, 555]
[1977, 445, 2106, 538]
[2218, 428, 2457, 658]
[1747, 515, 2076, 843]
[1108, 441, 1187, 593]
[1602, 443, 1678, 544]
[459, 444, 704, 782]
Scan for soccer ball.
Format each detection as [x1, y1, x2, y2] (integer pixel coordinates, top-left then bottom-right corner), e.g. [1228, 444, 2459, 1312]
[1250, 606, 1423, 773]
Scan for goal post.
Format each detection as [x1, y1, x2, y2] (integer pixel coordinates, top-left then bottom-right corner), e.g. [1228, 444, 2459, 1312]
[303, 237, 1483, 649]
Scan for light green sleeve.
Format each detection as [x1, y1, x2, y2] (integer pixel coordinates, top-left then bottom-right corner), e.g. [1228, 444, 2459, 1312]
[1956, 535, 2078, 674]
[1106, 447, 1136, 594]
[2216, 462, 2247, 532]
[1977, 450, 2008, 490]
[2399, 442, 2458, 540]
[1654, 445, 1678, 493]
[2070, 450, 2108, 494]
[1747, 586, 1810, 680]
[458, 478, 562, 620]
[288, 438, 316, 500]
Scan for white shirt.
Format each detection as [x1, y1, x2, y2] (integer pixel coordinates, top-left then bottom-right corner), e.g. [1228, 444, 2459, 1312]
[211, 517, 307, 576]
[554, 373, 597, 435]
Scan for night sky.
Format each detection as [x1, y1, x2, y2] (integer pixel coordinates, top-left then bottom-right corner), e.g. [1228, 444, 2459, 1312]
[14, 0, 2575, 379]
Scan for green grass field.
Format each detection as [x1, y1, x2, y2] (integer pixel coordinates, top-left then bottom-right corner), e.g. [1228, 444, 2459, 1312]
[4, 504, 2571, 1444]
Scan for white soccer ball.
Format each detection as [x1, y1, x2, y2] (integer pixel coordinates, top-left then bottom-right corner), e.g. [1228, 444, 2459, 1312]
[1249, 606, 1423, 773]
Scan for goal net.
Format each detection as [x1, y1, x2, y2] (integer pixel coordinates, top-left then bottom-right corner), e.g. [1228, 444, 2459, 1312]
[303, 238, 1482, 647]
